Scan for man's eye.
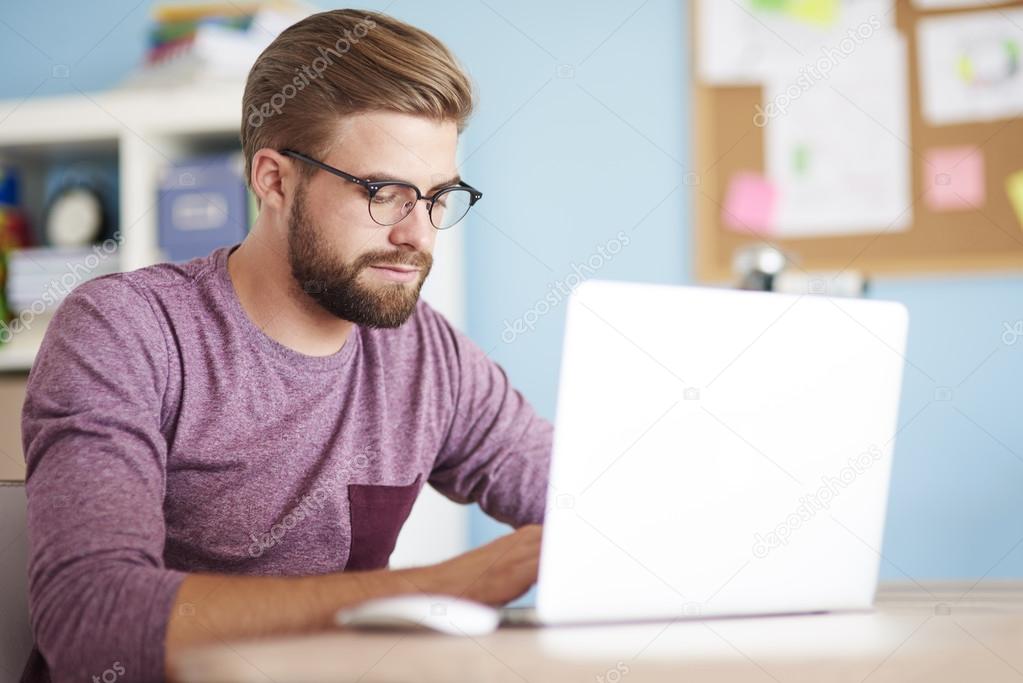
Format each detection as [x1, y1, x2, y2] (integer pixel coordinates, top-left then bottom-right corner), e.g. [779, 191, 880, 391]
[372, 191, 400, 204]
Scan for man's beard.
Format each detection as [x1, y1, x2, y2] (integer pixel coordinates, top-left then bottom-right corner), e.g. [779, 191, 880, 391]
[286, 185, 432, 328]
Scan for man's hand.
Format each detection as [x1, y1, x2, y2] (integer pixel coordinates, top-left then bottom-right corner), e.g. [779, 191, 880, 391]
[421, 524, 542, 606]
[166, 525, 543, 679]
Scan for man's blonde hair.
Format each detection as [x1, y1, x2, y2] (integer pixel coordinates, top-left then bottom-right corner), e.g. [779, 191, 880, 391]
[241, 9, 475, 185]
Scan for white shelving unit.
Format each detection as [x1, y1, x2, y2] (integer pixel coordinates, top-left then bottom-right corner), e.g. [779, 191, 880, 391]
[0, 84, 471, 563]
[0, 83, 248, 370]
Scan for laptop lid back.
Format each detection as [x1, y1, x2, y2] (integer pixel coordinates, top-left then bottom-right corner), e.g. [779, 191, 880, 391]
[537, 281, 909, 624]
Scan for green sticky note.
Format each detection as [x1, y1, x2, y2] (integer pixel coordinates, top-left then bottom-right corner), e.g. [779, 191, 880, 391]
[749, 0, 788, 13]
[793, 144, 810, 176]
[1007, 171, 1023, 229]
[1006, 38, 1020, 61]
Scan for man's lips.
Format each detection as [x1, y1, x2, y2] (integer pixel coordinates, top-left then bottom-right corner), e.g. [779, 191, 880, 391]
[369, 263, 421, 273]
[366, 263, 423, 283]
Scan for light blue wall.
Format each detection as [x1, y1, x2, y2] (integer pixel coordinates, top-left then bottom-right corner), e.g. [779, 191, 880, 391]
[870, 276, 1023, 579]
[1, 1, 1021, 580]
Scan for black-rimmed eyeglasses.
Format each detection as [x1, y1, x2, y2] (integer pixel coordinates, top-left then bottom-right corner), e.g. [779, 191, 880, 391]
[280, 149, 483, 230]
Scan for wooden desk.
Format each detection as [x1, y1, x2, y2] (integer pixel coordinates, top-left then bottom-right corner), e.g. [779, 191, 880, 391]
[172, 582, 1023, 682]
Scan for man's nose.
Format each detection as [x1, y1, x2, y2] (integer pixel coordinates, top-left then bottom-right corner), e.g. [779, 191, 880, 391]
[388, 199, 434, 252]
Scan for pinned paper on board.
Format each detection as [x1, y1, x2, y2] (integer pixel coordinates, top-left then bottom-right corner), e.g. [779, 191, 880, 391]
[923, 146, 986, 212]
[917, 8, 1023, 125]
[763, 31, 912, 237]
[722, 172, 777, 235]
[1007, 171, 1023, 230]
[695, 0, 1023, 277]
[697, 0, 893, 85]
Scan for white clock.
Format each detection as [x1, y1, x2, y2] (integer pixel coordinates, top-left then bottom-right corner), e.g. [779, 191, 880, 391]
[46, 187, 104, 247]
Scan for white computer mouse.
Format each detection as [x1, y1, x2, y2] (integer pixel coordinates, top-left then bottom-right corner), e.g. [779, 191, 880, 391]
[335, 594, 500, 636]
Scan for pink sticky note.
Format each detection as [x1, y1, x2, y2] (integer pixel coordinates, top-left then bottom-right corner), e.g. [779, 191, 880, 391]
[722, 172, 776, 235]
[923, 146, 985, 211]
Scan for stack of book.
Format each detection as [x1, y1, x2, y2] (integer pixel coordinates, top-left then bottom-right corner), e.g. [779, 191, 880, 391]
[122, 1, 310, 87]
[5, 246, 120, 315]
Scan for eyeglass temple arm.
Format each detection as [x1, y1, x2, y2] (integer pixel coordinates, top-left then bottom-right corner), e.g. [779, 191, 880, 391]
[280, 149, 368, 187]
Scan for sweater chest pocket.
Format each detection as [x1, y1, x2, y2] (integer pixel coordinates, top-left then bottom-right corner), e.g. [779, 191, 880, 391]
[344, 474, 423, 570]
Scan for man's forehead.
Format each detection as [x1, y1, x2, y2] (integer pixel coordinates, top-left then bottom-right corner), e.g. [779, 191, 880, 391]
[325, 113, 458, 182]
[331, 113, 456, 154]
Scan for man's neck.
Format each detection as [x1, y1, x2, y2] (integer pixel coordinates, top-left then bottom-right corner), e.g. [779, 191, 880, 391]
[226, 226, 355, 358]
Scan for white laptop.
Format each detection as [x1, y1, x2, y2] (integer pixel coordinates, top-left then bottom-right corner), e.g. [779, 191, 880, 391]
[521, 280, 909, 625]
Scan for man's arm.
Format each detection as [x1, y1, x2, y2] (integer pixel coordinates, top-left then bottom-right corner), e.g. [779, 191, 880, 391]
[420, 304, 554, 526]
[22, 277, 188, 682]
[165, 524, 541, 678]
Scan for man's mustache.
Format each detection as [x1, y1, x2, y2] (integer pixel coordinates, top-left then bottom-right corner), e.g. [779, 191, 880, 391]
[355, 250, 432, 271]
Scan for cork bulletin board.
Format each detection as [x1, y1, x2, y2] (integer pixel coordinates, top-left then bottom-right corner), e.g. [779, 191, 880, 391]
[693, 0, 1023, 283]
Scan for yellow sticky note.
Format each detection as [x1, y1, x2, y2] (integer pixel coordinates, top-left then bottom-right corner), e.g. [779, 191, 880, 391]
[1008, 171, 1023, 230]
[788, 0, 839, 26]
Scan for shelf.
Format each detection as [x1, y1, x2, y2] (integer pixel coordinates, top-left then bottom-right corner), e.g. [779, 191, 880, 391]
[0, 83, 249, 373]
[0, 313, 51, 373]
[0, 83, 245, 148]
[0, 84, 247, 268]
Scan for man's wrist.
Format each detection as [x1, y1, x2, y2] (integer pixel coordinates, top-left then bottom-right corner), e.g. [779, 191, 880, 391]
[389, 564, 447, 595]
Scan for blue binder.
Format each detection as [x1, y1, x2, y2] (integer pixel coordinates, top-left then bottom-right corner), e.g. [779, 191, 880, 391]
[158, 152, 249, 262]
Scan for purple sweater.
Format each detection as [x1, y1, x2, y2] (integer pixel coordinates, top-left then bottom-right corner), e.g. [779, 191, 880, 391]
[20, 245, 552, 682]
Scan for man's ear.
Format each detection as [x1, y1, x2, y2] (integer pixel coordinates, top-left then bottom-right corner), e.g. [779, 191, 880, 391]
[250, 149, 292, 212]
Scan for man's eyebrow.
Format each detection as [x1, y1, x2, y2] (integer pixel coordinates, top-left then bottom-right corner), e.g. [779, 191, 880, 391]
[361, 171, 462, 193]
